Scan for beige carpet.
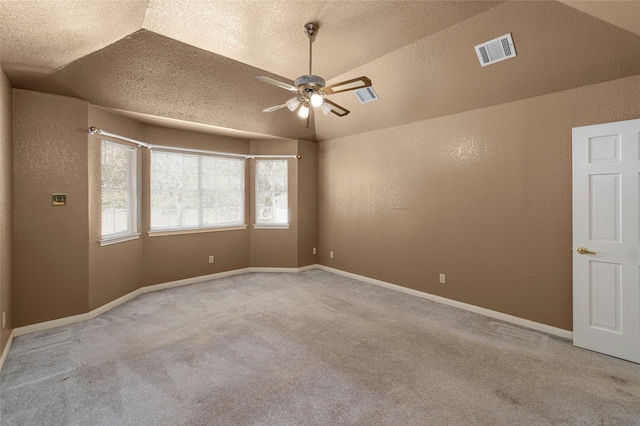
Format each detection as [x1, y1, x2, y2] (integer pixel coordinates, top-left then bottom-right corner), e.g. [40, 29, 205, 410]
[1, 270, 639, 425]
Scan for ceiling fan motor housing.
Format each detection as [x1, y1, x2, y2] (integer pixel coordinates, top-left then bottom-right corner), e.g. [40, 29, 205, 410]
[295, 75, 325, 92]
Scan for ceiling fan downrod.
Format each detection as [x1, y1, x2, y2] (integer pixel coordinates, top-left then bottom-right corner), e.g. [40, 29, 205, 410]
[295, 22, 325, 118]
[304, 22, 318, 75]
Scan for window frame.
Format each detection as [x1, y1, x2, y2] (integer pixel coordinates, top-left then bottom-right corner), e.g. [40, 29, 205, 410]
[254, 159, 289, 229]
[100, 139, 140, 246]
[149, 150, 246, 234]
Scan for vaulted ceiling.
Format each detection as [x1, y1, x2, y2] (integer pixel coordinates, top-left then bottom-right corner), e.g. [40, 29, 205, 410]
[1, 1, 639, 141]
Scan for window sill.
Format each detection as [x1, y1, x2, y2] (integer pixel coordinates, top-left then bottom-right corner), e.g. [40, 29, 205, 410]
[100, 233, 141, 246]
[253, 224, 290, 230]
[148, 225, 247, 237]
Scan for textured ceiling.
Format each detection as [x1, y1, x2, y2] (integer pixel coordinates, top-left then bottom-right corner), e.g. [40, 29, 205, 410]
[1, 0, 639, 141]
[0, 0, 149, 86]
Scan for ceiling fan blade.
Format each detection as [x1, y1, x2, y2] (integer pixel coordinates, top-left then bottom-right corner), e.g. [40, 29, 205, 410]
[262, 104, 287, 113]
[322, 99, 350, 117]
[322, 76, 372, 95]
[255, 76, 297, 92]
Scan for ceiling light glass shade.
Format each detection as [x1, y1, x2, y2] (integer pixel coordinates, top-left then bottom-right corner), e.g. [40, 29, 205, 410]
[310, 93, 324, 107]
[320, 102, 332, 116]
[286, 97, 301, 112]
[298, 105, 310, 118]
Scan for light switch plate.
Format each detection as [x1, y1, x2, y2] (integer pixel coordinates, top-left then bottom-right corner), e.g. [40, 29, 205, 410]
[52, 194, 67, 206]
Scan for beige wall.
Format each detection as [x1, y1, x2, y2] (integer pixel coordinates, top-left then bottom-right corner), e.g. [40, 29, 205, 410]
[12, 76, 636, 333]
[249, 139, 299, 268]
[248, 138, 319, 268]
[90, 116, 256, 301]
[9, 92, 318, 328]
[13, 90, 90, 326]
[0, 69, 12, 353]
[297, 140, 319, 267]
[87, 106, 144, 310]
[319, 75, 640, 331]
[141, 125, 251, 286]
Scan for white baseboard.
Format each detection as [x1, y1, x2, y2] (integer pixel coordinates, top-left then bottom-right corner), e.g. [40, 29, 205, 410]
[297, 264, 319, 272]
[317, 265, 573, 340]
[0, 329, 15, 373]
[11, 265, 317, 338]
[9, 262, 571, 347]
[141, 268, 252, 294]
[249, 265, 319, 273]
[13, 312, 90, 337]
[248, 267, 301, 273]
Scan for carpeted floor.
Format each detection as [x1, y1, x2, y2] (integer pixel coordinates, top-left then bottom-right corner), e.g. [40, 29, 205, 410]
[1, 270, 639, 425]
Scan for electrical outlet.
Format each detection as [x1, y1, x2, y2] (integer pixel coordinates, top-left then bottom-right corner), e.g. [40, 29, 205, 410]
[313, 247, 317, 255]
[208, 255, 214, 264]
[439, 274, 446, 284]
[330, 251, 334, 259]
[2, 312, 5, 329]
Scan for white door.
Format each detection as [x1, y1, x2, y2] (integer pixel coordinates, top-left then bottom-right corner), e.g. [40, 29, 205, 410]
[572, 118, 640, 363]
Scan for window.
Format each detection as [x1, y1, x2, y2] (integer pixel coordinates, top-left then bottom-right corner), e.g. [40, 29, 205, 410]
[151, 151, 244, 231]
[255, 159, 288, 227]
[101, 140, 138, 244]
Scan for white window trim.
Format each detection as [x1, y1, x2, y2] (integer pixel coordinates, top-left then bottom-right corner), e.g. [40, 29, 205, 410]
[150, 151, 246, 231]
[100, 233, 141, 246]
[101, 140, 139, 245]
[148, 225, 247, 237]
[252, 224, 290, 230]
[255, 159, 289, 227]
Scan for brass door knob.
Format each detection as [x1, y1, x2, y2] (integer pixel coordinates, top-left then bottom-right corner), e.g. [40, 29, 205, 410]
[577, 246, 596, 255]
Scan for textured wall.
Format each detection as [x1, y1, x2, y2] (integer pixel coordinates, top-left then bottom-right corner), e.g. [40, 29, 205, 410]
[141, 125, 251, 286]
[13, 90, 89, 326]
[0, 69, 12, 352]
[249, 139, 299, 268]
[319, 75, 640, 331]
[87, 106, 144, 310]
[297, 140, 319, 267]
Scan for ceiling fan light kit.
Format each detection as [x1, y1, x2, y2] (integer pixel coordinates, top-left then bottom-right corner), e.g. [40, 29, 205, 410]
[286, 97, 301, 112]
[310, 93, 324, 107]
[256, 22, 372, 126]
[298, 105, 310, 119]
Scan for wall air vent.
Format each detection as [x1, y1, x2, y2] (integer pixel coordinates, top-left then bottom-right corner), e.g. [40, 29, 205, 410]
[475, 33, 516, 67]
[354, 87, 379, 104]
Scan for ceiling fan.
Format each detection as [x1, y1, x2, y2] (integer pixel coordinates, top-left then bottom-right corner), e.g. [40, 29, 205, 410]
[256, 23, 372, 127]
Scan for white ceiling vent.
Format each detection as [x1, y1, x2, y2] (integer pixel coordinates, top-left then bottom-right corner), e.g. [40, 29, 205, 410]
[475, 33, 516, 67]
[354, 87, 379, 104]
